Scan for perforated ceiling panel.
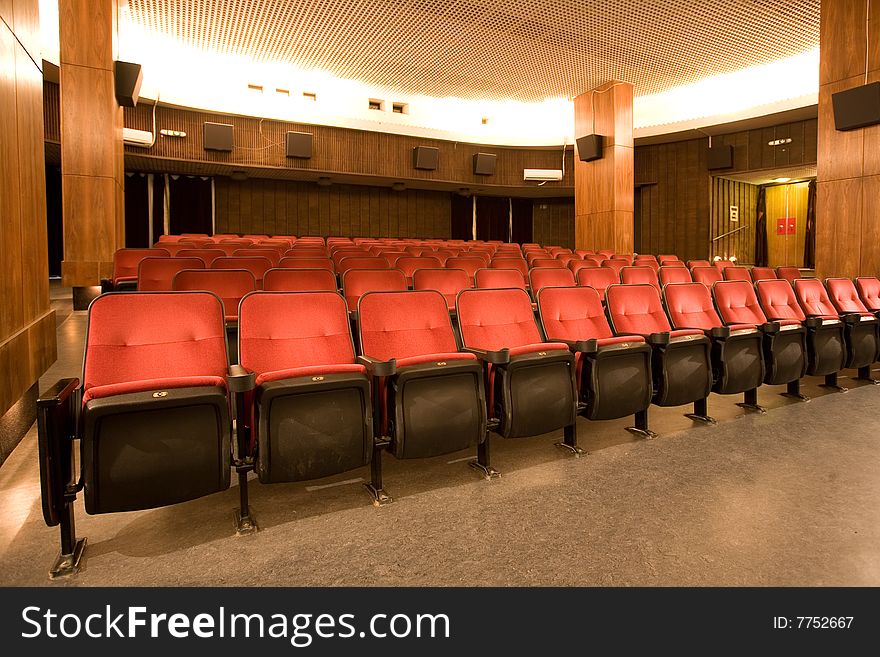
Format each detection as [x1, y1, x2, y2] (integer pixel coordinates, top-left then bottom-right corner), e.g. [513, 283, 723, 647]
[126, 0, 820, 102]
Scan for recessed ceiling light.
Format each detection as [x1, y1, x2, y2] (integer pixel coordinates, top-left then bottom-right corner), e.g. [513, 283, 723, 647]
[773, 177, 791, 183]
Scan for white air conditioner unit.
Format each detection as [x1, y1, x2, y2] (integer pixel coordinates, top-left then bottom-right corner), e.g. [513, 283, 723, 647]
[123, 127, 153, 147]
[524, 168, 563, 182]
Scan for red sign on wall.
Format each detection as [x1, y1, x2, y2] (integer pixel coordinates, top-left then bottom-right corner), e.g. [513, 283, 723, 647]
[776, 217, 796, 235]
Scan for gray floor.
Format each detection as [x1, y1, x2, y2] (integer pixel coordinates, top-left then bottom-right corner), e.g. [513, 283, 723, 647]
[2, 292, 879, 586]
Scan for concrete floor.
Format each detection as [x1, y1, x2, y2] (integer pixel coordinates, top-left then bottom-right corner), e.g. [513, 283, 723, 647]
[1, 289, 879, 586]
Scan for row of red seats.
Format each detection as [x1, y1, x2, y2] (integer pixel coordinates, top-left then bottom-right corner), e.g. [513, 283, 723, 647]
[38, 273, 880, 574]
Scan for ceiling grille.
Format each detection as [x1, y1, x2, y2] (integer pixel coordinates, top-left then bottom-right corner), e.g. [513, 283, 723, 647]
[125, 0, 820, 102]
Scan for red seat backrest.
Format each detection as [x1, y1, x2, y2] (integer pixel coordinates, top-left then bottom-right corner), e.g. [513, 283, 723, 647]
[342, 269, 408, 312]
[112, 248, 169, 284]
[750, 267, 778, 282]
[722, 267, 752, 282]
[84, 292, 227, 392]
[537, 286, 614, 341]
[337, 256, 392, 274]
[445, 257, 486, 279]
[358, 290, 459, 360]
[211, 256, 273, 288]
[474, 268, 526, 290]
[714, 260, 734, 270]
[606, 284, 672, 335]
[530, 258, 566, 269]
[663, 283, 722, 330]
[576, 267, 619, 297]
[277, 257, 335, 271]
[239, 291, 356, 376]
[794, 278, 839, 318]
[332, 249, 370, 266]
[568, 260, 596, 276]
[138, 257, 205, 291]
[776, 266, 802, 283]
[172, 268, 256, 320]
[755, 280, 806, 321]
[687, 260, 711, 269]
[412, 268, 472, 310]
[176, 249, 226, 267]
[232, 248, 282, 267]
[490, 258, 529, 276]
[602, 259, 628, 274]
[263, 268, 337, 292]
[396, 257, 443, 282]
[657, 255, 679, 263]
[713, 280, 767, 326]
[621, 266, 659, 290]
[529, 268, 576, 293]
[825, 278, 872, 315]
[456, 288, 543, 350]
[691, 266, 723, 286]
[856, 277, 880, 312]
[659, 266, 692, 286]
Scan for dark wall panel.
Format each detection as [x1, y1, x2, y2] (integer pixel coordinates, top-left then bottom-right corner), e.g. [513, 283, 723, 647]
[214, 178, 451, 238]
[533, 198, 575, 248]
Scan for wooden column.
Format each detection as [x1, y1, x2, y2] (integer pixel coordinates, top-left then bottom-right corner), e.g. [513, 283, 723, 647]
[573, 81, 634, 254]
[0, 0, 57, 418]
[59, 0, 125, 291]
[816, 0, 880, 279]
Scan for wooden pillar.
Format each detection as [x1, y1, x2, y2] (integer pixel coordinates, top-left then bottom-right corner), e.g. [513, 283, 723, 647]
[573, 81, 634, 254]
[0, 0, 57, 419]
[816, 0, 880, 279]
[59, 0, 125, 295]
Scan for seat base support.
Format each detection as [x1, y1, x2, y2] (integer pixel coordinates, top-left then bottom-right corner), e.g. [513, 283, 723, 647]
[684, 397, 717, 424]
[736, 388, 767, 414]
[49, 538, 86, 580]
[780, 379, 810, 402]
[819, 372, 848, 393]
[856, 366, 880, 384]
[626, 409, 658, 439]
[554, 423, 584, 456]
[365, 439, 393, 506]
[469, 439, 501, 479]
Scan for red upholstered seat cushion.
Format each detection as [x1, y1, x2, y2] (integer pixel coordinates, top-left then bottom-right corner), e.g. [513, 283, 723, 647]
[728, 324, 759, 333]
[255, 363, 366, 386]
[83, 375, 227, 403]
[669, 329, 704, 339]
[507, 343, 569, 357]
[597, 335, 645, 347]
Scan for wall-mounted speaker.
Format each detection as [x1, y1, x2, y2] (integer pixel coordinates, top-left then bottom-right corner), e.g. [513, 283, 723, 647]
[114, 61, 142, 108]
[832, 82, 880, 131]
[204, 122, 233, 152]
[413, 146, 439, 170]
[707, 144, 733, 170]
[473, 152, 496, 175]
[286, 131, 312, 158]
[576, 134, 603, 162]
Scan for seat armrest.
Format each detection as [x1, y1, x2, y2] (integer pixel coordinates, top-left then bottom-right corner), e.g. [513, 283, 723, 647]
[842, 313, 861, 325]
[100, 278, 113, 293]
[38, 378, 80, 409]
[554, 339, 598, 354]
[463, 347, 511, 364]
[708, 326, 730, 339]
[803, 317, 822, 329]
[227, 365, 256, 393]
[759, 321, 780, 334]
[357, 355, 397, 376]
[647, 332, 670, 346]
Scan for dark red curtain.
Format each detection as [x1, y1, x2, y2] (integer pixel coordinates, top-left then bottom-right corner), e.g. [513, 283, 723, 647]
[475, 196, 509, 241]
[754, 186, 768, 267]
[804, 179, 816, 268]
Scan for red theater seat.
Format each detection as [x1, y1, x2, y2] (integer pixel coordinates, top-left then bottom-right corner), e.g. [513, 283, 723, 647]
[756, 279, 846, 387]
[824, 278, 880, 380]
[138, 257, 205, 291]
[722, 267, 752, 282]
[528, 267, 576, 294]
[105, 248, 170, 290]
[232, 248, 282, 267]
[621, 266, 660, 290]
[342, 269, 408, 313]
[37, 292, 234, 576]
[691, 266, 723, 286]
[490, 258, 529, 277]
[337, 256, 392, 275]
[537, 286, 654, 436]
[474, 268, 527, 290]
[172, 269, 256, 321]
[713, 280, 808, 397]
[602, 259, 628, 276]
[659, 266, 692, 286]
[263, 268, 337, 292]
[750, 267, 778, 282]
[530, 258, 566, 270]
[445, 257, 486, 280]
[212, 256, 273, 288]
[412, 268, 472, 311]
[277, 257, 334, 271]
[177, 248, 226, 267]
[605, 284, 714, 421]
[238, 291, 376, 498]
[456, 288, 579, 451]
[577, 267, 619, 298]
[856, 277, 880, 312]
[687, 260, 711, 270]
[663, 282, 765, 410]
[395, 256, 443, 285]
[358, 290, 491, 476]
[776, 266, 802, 283]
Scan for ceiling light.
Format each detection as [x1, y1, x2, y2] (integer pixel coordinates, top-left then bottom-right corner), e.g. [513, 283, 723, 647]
[773, 177, 791, 183]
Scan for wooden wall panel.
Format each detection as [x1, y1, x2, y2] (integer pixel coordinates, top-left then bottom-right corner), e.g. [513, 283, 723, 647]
[118, 97, 574, 191]
[816, 0, 880, 279]
[710, 177, 759, 264]
[0, 0, 57, 418]
[532, 198, 575, 248]
[214, 179, 452, 238]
